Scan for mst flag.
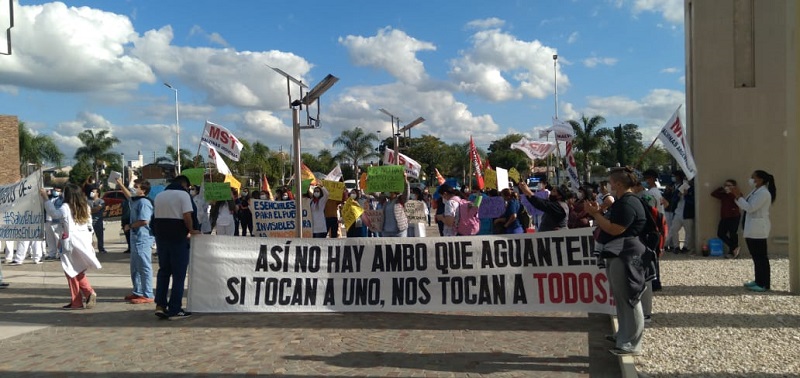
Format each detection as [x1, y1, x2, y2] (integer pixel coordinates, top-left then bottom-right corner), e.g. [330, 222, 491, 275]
[469, 136, 484, 189]
[200, 121, 244, 161]
[511, 138, 557, 160]
[324, 164, 343, 181]
[657, 106, 697, 180]
[549, 118, 575, 141]
[206, 144, 231, 175]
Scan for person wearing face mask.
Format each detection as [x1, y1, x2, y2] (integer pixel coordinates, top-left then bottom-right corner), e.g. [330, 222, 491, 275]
[711, 179, 742, 258]
[568, 186, 593, 229]
[518, 182, 569, 232]
[530, 182, 550, 230]
[116, 179, 156, 304]
[189, 185, 213, 235]
[380, 174, 411, 238]
[237, 189, 253, 237]
[730, 170, 776, 292]
[642, 170, 667, 215]
[310, 186, 330, 238]
[88, 187, 107, 254]
[597, 181, 616, 213]
[345, 189, 368, 238]
[407, 187, 428, 237]
[434, 184, 460, 236]
[665, 171, 695, 254]
[43, 186, 65, 260]
[323, 183, 346, 239]
[585, 167, 650, 356]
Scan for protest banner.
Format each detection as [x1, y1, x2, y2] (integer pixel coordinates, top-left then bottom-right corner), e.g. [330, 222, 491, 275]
[186, 228, 615, 314]
[204, 182, 233, 201]
[495, 167, 509, 189]
[0, 171, 45, 241]
[322, 180, 345, 202]
[200, 121, 244, 161]
[364, 209, 383, 233]
[657, 106, 697, 180]
[478, 196, 505, 219]
[341, 198, 363, 230]
[251, 199, 312, 238]
[404, 200, 427, 224]
[182, 168, 205, 186]
[484, 168, 497, 190]
[382, 148, 421, 178]
[511, 138, 557, 160]
[366, 166, 405, 193]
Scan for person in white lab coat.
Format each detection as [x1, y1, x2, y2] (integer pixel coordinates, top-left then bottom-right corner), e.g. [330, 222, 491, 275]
[730, 170, 776, 292]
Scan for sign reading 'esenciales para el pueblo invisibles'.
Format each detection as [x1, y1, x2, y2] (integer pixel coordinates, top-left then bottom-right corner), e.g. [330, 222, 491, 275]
[187, 228, 616, 314]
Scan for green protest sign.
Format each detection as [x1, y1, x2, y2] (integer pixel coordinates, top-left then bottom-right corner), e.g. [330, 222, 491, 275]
[366, 165, 404, 193]
[182, 168, 205, 186]
[204, 182, 233, 201]
[291, 179, 313, 197]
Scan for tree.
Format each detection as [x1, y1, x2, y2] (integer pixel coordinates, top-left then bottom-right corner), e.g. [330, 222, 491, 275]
[600, 124, 643, 168]
[332, 127, 379, 180]
[74, 129, 121, 183]
[486, 134, 530, 174]
[404, 135, 450, 183]
[18, 122, 64, 175]
[155, 146, 195, 168]
[568, 115, 611, 182]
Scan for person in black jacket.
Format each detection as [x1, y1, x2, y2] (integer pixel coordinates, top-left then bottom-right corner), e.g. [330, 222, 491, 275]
[665, 171, 695, 253]
[517, 182, 569, 231]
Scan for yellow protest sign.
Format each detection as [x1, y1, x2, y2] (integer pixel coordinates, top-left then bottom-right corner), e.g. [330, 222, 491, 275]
[224, 175, 241, 191]
[508, 167, 521, 184]
[341, 198, 364, 230]
[322, 180, 345, 202]
[484, 167, 497, 189]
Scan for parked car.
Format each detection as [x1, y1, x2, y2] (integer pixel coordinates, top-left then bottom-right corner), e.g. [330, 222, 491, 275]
[102, 190, 126, 219]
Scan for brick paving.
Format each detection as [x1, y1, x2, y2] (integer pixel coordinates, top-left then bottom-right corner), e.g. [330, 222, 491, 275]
[0, 222, 621, 377]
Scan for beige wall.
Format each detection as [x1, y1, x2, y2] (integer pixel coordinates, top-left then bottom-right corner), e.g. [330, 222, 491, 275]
[788, 1, 799, 293]
[0, 115, 20, 185]
[686, 0, 791, 255]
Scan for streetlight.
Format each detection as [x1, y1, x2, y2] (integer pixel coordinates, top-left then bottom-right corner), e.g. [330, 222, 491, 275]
[163, 82, 181, 174]
[269, 66, 339, 238]
[379, 109, 424, 165]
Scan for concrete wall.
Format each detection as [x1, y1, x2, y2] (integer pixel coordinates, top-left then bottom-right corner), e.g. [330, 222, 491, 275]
[788, 0, 799, 293]
[0, 115, 20, 185]
[686, 0, 791, 254]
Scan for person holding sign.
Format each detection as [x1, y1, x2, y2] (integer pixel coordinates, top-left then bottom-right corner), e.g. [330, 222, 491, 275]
[518, 183, 569, 232]
[310, 186, 330, 238]
[585, 167, 648, 356]
[40, 184, 101, 310]
[380, 174, 410, 237]
[407, 187, 428, 238]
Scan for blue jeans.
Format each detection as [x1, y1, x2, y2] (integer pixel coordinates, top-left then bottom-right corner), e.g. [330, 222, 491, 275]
[154, 236, 190, 315]
[130, 231, 154, 298]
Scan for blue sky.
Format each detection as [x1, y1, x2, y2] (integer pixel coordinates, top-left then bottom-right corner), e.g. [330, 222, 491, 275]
[0, 0, 685, 167]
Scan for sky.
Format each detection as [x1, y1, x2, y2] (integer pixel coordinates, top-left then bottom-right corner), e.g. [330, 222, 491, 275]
[0, 0, 686, 167]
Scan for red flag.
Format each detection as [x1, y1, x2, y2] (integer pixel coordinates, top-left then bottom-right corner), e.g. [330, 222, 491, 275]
[434, 168, 445, 185]
[483, 157, 492, 171]
[469, 136, 484, 189]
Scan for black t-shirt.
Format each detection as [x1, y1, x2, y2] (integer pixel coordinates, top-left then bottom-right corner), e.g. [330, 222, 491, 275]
[597, 193, 646, 244]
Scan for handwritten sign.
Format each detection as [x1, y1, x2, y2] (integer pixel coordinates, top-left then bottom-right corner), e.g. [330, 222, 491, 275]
[363, 209, 384, 233]
[322, 180, 345, 202]
[182, 168, 205, 186]
[0, 171, 45, 241]
[107, 171, 121, 189]
[478, 196, 505, 218]
[341, 198, 364, 230]
[484, 168, 497, 190]
[366, 166, 404, 193]
[404, 200, 427, 224]
[204, 182, 233, 201]
[252, 199, 312, 238]
[496, 167, 509, 189]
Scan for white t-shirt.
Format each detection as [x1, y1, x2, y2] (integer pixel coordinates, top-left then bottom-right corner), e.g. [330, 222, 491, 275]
[442, 198, 460, 236]
[646, 187, 665, 214]
[154, 189, 194, 219]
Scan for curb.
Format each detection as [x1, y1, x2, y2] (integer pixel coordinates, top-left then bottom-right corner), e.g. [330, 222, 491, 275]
[611, 316, 638, 378]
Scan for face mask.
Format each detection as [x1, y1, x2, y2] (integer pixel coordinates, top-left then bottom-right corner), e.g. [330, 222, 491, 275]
[260, 194, 267, 199]
[281, 194, 289, 200]
[242, 191, 249, 196]
[313, 192, 321, 198]
[577, 192, 584, 200]
[748, 178, 756, 187]
[190, 189, 196, 195]
[671, 176, 677, 183]
[410, 194, 417, 200]
[51, 192, 60, 198]
[349, 193, 357, 199]
[641, 182, 650, 189]
[89, 192, 97, 199]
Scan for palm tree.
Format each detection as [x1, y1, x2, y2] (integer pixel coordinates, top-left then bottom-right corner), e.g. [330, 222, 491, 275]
[156, 146, 194, 168]
[74, 129, 121, 183]
[568, 115, 610, 182]
[332, 127, 379, 179]
[18, 122, 64, 175]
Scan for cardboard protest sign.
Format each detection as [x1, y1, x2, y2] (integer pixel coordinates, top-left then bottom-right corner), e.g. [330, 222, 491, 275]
[107, 171, 121, 189]
[366, 166, 404, 193]
[496, 167, 509, 189]
[0, 171, 45, 241]
[322, 180, 345, 202]
[224, 175, 241, 191]
[251, 199, 312, 238]
[204, 182, 233, 201]
[484, 168, 497, 189]
[363, 209, 384, 233]
[341, 198, 364, 230]
[404, 200, 427, 224]
[182, 168, 205, 186]
[478, 196, 505, 218]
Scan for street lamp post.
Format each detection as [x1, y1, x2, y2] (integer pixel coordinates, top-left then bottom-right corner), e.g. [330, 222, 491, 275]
[163, 82, 181, 174]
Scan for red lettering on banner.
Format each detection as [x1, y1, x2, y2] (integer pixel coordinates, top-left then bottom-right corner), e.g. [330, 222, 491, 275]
[669, 118, 682, 138]
[209, 126, 221, 140]
[534, 272, 610, 305]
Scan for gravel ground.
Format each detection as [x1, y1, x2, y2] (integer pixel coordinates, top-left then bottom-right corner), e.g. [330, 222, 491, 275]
[637, 252, 800, 378]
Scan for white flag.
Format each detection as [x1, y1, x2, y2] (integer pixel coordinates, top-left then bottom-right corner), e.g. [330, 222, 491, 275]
[206, 144, 231, 175]
[325, 164, 343, 181]
[657, 106, 697, 180]
[382, 148, 422, 178]
[511, 138, 557, 160]
[200, 121, 244, 161]
[549, 118, 575, 141]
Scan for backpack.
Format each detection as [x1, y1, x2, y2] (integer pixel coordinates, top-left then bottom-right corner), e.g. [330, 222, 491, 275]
[636, 196, 667, 254]
[517, 203, 532, 231]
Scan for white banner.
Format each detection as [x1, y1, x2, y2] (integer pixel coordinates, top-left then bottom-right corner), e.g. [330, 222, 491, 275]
[495, 167, 509, 188]
[382, 148, 421, 179]
[0, 171, 45, 241]
[200, 121, 244, 161]
[549, 118, 575, 141]
[251, 199, 312, 238]
[657, 107, 697, 180]
[511, 138, 558, 160]
[324, 164, 343, 181]
[206, 144, 231, 175]
[565, 141, 581, 191]
[187, 228, 615, 314]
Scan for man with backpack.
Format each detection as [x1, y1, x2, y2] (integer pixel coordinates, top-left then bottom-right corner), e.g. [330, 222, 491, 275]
[517, 182, 569, 232]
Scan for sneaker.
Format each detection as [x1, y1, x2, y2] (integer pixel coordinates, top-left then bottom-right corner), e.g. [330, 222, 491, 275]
[609, 347, 641, 356]
[155, 306, 169, 319]
[644, 315, 652, 324]
[168, 310, 192, 320]
[747, 284, 768, 292]
[0, 282, 9, 288]
[33, 260, 42, 264]
[84, 292, 97, 309]
[99, 250, 108, 254]
[744, 281, 758, 287]
[731, 247, 740, 259]
[130, 297, 154, 304]
[124, 293, 139, 301]
[44, 256, 56, 261]
[8, 261, 22, 266]
[62, 304, 84, 310]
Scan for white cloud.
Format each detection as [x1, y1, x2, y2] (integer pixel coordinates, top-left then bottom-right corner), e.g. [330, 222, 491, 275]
[660, 67, 679, 74]
[631, 0, 684, 24]
[583, 57, 618, 68]
[449, 27, 567, 102]
[567, 31, 579, 44]
[466, 17, 505, 30]
[188, 25, 230, 47]
[583, 88, 685, 141]
[339, 27, 436, 86]
[0, 2, 155, 92]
